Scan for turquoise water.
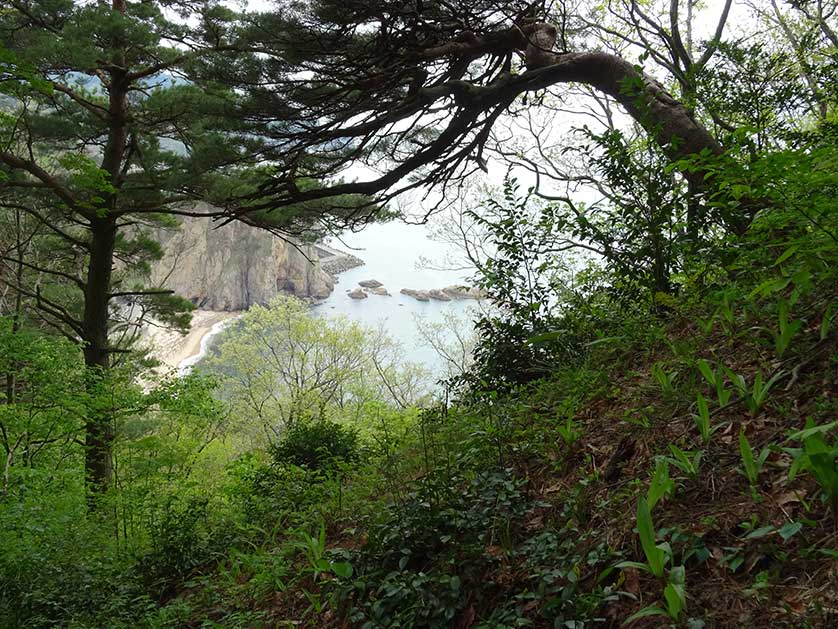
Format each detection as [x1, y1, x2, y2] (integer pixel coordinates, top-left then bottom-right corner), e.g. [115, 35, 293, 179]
[313, 220, 480, 374]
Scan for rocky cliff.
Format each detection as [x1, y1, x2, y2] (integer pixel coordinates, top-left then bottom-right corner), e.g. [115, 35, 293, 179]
[150, 204, 334, 310]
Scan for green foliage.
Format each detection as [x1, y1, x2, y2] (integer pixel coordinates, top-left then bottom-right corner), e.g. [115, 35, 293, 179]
[292, 522, 353, 581]
[697, 358, 784, 417]
[636, 496, 667, 578]
[697, 359, 732, 406]
[206, 295, 427, 439]
[651, 361, 678, 400]
[0, 0, 385, 500]
[647, 460, 674, 510]
[788, 420, 838, 516]
[2, 1, 838, 627]
[271, 419, 360, 470]
[693, 392, 716, 444]
[622, 564, 686, 624]
[463, 178, 586, 391]
[661, 564, 687, 620]
[697, 41, 812, 154]
[344, 466, 532, 627]
[0, 321, 86, 495]
[724, 367, 784, 416]
[565, 126, 688, 301]
[556, 415, 582, 448]
[773, 300, 803, 358]
[663, 445, 703, 481]
[136, 497, 219, 599]
[0, 478, 136, 628]
[225, 455, 342, 531]
[738, 430, 771, 495]
[617, 498, 686, 622]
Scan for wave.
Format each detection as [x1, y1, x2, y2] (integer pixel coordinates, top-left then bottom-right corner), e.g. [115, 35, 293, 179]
[177, 315, 241, 376]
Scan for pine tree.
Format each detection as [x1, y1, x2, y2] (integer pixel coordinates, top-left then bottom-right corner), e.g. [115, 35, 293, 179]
[0, 0, 367, 501]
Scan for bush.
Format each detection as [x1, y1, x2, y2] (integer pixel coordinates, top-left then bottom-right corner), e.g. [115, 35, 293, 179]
[135, 496, 226, 600]
[270, 420, 360, 470]
[343, 467, 532, 626]
[0, 480, 141, 628]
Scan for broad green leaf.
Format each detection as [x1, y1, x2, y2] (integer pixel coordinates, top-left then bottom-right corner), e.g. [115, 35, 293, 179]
[790, 420, 838, 441]
[778, 522, 802, 541]
[622, 606, 670, 625]
[664, 567, 686, 619]
[615, 560, 653, 573]
[821, 303, 834, 340]
[744, 525, 775, 540]
[329, 561, 353, 578]
[774, 244, 799, 265]
[636, 497, 666, 578]
[696, 359, 715, 386]
[739, 430, 758, 485]
[647, 460, 672, 509]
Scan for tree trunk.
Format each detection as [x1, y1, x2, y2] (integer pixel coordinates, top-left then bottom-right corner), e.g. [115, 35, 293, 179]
[82, 217, 117, 500]
[517, 50, 724, 177]
[83, 0, 128, 501]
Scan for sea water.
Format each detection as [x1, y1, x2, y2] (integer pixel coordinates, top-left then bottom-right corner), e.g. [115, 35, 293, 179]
[313, 220, 480, 374]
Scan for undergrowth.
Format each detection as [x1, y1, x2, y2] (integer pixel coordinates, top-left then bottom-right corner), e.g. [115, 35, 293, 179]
[40, 281, 830, 629]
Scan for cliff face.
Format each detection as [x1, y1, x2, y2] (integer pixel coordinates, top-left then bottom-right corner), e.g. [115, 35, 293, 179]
[150, 204, 334, 310]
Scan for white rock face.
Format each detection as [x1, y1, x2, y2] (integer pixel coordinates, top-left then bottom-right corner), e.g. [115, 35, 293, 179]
[442, 285, 487, 300]
[400, 288, 430, 301]
[428, 289, 452, 301]
[149, 203, 334, 310]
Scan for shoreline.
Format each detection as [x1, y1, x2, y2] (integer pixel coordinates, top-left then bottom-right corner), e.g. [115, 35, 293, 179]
[146, 310, 240, 373]
[148, 242, 362, 374]
[177, 314, 241, 375]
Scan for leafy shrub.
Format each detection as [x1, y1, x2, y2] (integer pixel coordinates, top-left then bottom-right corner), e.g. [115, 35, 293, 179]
[788, 420, 838, 516]
[271, 419, 360, 470]
[135, 497, 223, 599]
[342, 467, 531, 626]
[226, 453, 346, 530]
[0, 481, 141, 628]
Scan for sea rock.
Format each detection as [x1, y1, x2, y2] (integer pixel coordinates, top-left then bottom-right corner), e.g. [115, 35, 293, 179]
[358, 279, 383, 288]
[149, 203, 334, 310]
[369, 286, 390, 296]
[442, 284, 487, 300]
[428, 289, 452, 301]
[400, 288, 430, 302]
[348, 288, 368, 299]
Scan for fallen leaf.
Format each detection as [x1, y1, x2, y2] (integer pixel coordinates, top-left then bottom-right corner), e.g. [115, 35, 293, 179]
[456, 605, 476, 628]
[776, 491, 802, 507]
[623, 567, 641, 595]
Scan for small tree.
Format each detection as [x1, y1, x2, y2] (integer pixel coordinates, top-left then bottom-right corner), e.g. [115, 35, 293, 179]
[205, 295, 427, 448]
[0, 321, 86, 496]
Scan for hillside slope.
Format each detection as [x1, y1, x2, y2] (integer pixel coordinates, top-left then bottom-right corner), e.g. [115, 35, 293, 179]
[144, 289, 836, 628]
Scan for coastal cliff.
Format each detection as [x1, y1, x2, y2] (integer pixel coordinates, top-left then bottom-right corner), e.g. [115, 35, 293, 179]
[150, 204, 336, 310]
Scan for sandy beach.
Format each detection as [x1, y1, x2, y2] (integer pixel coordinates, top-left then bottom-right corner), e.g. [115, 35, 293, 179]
[144, 310, 239, 372]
